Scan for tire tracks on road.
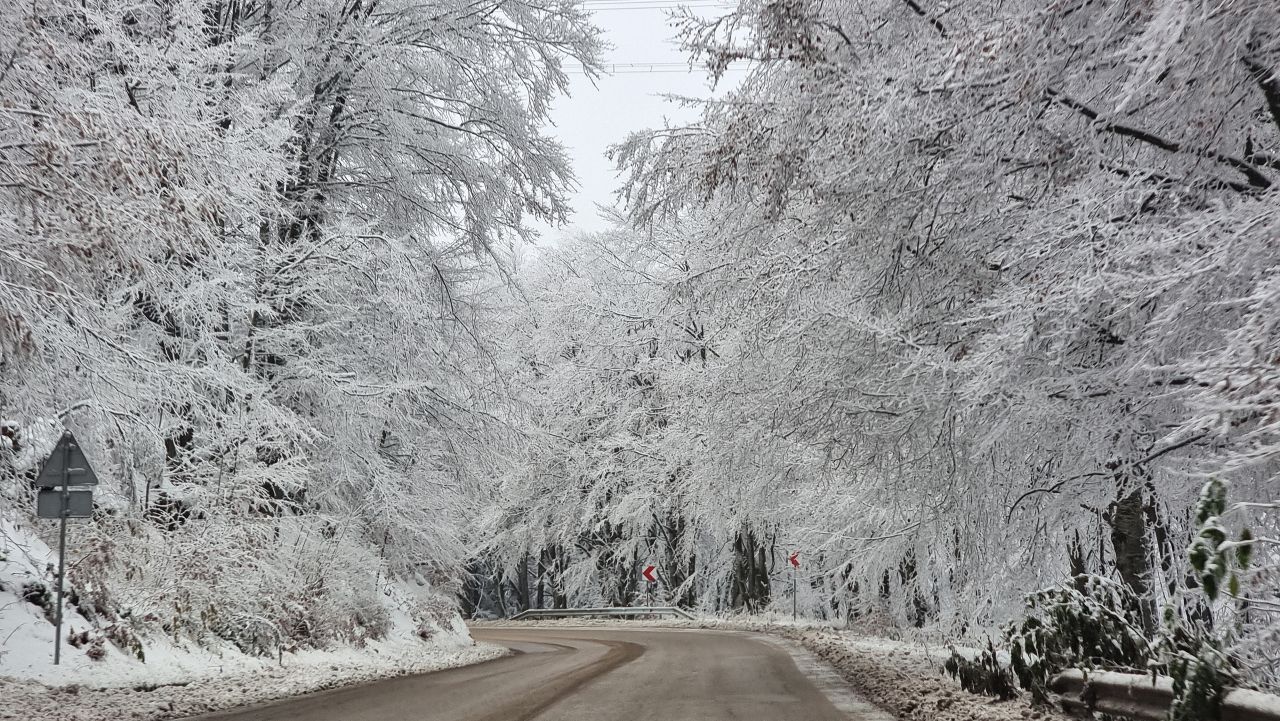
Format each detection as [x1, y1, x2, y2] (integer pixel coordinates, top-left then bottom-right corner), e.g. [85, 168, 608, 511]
[464, 636, 644, 721]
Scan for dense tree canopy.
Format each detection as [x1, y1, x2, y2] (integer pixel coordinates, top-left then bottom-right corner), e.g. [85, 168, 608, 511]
[1, 0, 599, 650]
[474, 0, 1280, 690]
[3, 0, 1279, 694]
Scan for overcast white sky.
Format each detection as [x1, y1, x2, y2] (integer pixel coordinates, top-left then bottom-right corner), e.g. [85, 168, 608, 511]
[530, 1, 740, 244]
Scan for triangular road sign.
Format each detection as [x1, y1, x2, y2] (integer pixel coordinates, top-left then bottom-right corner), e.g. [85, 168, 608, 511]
[34, 431, 99, 488]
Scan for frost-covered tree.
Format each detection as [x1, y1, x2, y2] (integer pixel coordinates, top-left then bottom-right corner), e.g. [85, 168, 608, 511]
[479, 0, 1280, 690]
[1, 0, 599, 655]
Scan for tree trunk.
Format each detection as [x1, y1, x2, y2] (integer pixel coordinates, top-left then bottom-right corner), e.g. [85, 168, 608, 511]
[513, 554, 531, 612]
[730, 525, 772, 612]
[898, 550, 929, 627]
[1109, 484, 1156, 633]
[656, 510, 697, 608]
[1068, 529, 1089, 594]
[536, 552, 546, 610]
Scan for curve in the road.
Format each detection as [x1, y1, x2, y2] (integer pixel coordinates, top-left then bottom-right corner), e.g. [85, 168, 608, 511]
[183, 626, 888, 721]
[468, 635, 644, 721]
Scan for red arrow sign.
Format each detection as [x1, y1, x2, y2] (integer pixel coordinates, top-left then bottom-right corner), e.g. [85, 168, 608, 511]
[789, 552, 800, 568]
[642, 565, 657, 582]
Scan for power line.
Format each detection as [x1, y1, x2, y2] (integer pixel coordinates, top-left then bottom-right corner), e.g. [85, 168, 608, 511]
[579, 2, 725, 5]
[579, 0, 728, 4]
[591, 62, 692, 69]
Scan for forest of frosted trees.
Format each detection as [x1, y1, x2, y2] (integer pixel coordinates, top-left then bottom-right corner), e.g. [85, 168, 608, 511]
[1, 0, 600, 651]
[3, 0, 1280, 701]
[473, 0, 1280, 695]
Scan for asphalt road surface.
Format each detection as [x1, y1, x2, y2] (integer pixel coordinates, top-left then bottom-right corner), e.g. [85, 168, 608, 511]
[184, 626, 892, 721]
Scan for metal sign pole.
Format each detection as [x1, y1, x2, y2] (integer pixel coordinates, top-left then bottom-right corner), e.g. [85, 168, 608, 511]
[791, 563, 797, 622]
[54, 439, 71, 665]
[33, 431, 99, 666]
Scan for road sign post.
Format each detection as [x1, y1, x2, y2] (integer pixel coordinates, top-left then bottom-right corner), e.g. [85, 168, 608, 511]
[34, 432, 99, 666]
[641, 565, 658, 606]
[791, 564, 796, 622]
[788, 552, 800, 622]
[54, 478, 68, 665]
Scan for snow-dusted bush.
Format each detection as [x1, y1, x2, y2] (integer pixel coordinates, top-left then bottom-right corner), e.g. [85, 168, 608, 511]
[943, 642, 1018, 701]
[1005, 576, 1153, 703]
[1157, 479, 1258, 720]
[999, 479, 1261, 712]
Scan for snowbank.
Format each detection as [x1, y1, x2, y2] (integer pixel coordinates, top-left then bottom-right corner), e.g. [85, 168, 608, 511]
[784, 627, 1068, 721]
[0, 633, 505, 721]
[0, 514, 115, 683]
[2, 515, 505, 720]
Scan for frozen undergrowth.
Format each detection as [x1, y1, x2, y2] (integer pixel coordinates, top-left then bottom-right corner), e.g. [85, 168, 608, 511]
[1, 514, 508, 721]
[779, 627, 1069, 721]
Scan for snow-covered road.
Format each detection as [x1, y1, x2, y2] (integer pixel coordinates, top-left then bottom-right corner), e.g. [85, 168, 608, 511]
[181, 627, 894, 721]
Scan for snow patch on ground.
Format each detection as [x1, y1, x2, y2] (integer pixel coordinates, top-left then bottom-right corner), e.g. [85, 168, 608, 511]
[2, 515, 507, 720]
[749, 632, 895, 721]
[783, 627, 1067, 721]
[1, 632, 506, 721]
[0, 514, 109, 682]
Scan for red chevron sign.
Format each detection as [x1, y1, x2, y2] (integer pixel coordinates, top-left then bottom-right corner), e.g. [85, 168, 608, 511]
[642, 565, 657, 582]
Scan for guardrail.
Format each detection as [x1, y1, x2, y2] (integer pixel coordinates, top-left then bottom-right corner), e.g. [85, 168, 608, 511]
[1051, 670, 1280, 721]
[509, 606, 695, 621]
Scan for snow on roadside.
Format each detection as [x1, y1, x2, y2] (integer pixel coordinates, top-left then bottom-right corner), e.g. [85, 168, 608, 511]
[0, 514, 118, 683]
[781, 627, 1067, 721]
[2, 515, 507, 721]
[1, 632, 507, 721]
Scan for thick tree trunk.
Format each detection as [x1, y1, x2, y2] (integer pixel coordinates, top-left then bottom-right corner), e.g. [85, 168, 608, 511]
[551, 546, 569, 609]
[1068, 529, 1089, 594]
[459, 561, 484, 619]
[730, 526, 772, 612]
[513, 554, 531, 613]
[898, 550, 929, 627]
[1109, 483, 1156, 633]
[656, 510, 697, 608]
[492, 567, 508, 618]
[536, 554, 545, 610]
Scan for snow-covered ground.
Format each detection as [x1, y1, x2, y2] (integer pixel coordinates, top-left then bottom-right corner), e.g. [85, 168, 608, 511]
[2, 513, 109, 683]
[1, 634, 505, 721]
[778, 626, 1068, 721]
[1, 515, 506, 721]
